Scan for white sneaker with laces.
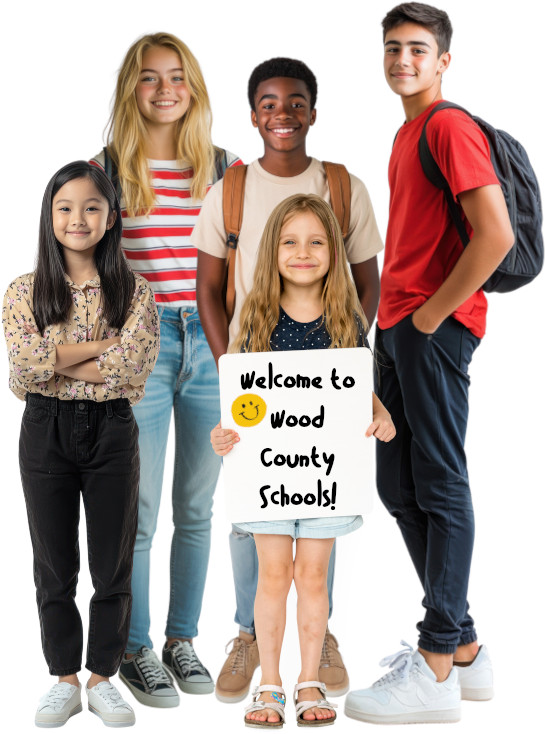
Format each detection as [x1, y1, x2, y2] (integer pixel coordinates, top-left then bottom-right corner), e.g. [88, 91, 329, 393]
[35, 682, 82, 728]
[455, 645, 494, 701]
[86, 681, 135, 727]
[344, 641, 461, 725]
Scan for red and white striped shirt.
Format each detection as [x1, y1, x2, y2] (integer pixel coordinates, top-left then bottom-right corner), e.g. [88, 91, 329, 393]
[91, 150, 242, 307]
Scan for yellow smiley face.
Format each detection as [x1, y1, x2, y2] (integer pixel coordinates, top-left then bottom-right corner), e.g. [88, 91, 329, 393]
[231, 393, 267, 427]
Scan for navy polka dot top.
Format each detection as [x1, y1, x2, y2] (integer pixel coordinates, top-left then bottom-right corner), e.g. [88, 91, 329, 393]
[269, 306, 369, 351]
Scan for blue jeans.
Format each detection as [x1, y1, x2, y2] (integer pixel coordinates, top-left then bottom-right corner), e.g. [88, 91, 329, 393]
[375, 315, 480, 654]
[127, 306, 221, 651]
[230, 528, 337, 635]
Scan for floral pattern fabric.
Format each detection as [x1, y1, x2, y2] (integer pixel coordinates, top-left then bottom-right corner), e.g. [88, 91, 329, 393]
[3, 272, 159, 404]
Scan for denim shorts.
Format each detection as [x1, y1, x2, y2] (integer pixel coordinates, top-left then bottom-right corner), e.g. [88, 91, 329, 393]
[233, 514, 363, 540]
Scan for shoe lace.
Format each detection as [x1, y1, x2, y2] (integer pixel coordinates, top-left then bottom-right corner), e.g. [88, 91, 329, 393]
[136, 647, 171, 686]
[320, 636, 331, 666]
[172, 641, 208, 675]
[94, 683, 126, 710]
[44, 684, 73, 709]
[372, 641, 415, 688]
[224, 637, 247, 674]
[320, 630, 340, 667]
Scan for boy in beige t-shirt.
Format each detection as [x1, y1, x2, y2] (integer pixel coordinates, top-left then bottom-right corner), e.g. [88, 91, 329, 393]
[193, 57, 383, 707]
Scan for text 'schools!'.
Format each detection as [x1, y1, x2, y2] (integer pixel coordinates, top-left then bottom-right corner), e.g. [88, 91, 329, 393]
[219, 348, 375, 523]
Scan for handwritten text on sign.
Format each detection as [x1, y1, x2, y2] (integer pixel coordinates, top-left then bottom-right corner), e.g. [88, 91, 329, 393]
[219, 348, 374, 523]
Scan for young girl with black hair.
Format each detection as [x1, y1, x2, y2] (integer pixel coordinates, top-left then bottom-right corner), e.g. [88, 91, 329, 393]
[2, 161, 159, 728]
[91, 33, 241, 705]
[211, 194, 395, 728]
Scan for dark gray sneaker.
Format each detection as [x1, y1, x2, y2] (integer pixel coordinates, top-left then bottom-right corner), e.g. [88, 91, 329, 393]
[163, 640, 214, 694]
[119, 646, 179, 708]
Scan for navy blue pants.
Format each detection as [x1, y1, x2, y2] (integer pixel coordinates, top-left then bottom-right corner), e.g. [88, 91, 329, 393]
[374, 314, 480, 654]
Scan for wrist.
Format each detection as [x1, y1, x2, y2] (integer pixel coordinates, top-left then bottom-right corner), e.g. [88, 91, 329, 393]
[412, 304, 443, 335]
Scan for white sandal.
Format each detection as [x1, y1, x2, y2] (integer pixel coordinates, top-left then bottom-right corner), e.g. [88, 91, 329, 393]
[244, 684, 286, 729]
[294, 681, 337, 727]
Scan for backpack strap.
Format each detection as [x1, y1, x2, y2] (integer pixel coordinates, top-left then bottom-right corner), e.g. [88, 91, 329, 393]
[323, 162, 351, 238]
[220, 161, 350, 324]
[418, 102, 472, 247]
[102, 146, 121, 199]
[213, 147, 230, 184]
[222, 164, 248, 323]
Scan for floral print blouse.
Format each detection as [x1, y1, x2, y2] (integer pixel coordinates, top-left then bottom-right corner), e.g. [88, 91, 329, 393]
[3, 272, 159, 405]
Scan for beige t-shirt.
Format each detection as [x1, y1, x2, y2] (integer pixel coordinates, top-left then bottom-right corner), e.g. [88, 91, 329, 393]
[192, 157, 383, 343]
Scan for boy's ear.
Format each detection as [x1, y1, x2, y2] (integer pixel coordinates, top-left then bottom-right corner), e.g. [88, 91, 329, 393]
[251, 109, 258, 128]
[106, 210, 117, 230]
[310, 109, 317, 125]
[438, 51, 451, 75]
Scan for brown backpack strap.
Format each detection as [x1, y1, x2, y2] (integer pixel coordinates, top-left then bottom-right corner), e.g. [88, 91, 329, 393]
[323, 162, 351, 238]
[222, 165, 248, 323]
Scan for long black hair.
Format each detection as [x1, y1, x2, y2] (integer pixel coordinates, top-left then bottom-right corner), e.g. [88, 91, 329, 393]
[33, 161, 135, 333]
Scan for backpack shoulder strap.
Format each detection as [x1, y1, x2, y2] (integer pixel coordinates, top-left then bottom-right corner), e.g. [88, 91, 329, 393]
[213, 147, 230, 183]
[418, 102, 471, 246]
[323, 162, 351, 238]
[102, 146, 113, 178]
[222, 164, 248, 248]
[102, 146, 121, 199]
[222, 164, 248, 324]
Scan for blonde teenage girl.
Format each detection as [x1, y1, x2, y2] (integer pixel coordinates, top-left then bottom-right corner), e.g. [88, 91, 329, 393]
[92, 33, 241, 707]
[211, 194, 395, 728]
[3, 161, 159, 728]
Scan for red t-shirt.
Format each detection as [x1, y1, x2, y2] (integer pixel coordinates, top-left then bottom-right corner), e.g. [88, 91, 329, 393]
[378, 100, 499, 338]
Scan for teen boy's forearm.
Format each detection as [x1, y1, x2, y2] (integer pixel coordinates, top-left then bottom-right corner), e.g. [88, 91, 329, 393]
[351, 258, 380, 328]
[412, 185, 514, 334]
[196, 250, 229, 367]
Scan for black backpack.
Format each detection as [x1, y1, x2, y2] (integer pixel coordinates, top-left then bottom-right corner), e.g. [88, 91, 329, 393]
[419, 101, 543, 293]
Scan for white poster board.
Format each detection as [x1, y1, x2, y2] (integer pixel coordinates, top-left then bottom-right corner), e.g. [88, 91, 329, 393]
[219, 348, 375, 523]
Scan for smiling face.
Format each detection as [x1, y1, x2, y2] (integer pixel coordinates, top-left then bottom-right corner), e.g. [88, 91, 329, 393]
[277, 210, 330, 292]
[52, 177, 115, 258]
[384, 22, 450, 105]
[135, 46, 192, 128]
[251, 77, 316, 155]
[231, 394, 267, 427]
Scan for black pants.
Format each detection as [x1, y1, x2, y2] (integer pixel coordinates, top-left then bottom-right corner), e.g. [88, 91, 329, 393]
[19, 394, 139, 676]
[375, 315, 480, 654]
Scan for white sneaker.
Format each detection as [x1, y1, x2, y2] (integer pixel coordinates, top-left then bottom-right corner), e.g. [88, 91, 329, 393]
[86, 681, 135, 727]
[35, 682, 82, 728]
[344, 641, 461, 725]
[455, 645, 494, 701]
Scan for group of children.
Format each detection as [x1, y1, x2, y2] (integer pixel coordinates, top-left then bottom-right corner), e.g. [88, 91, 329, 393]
[2, 1, 513, 729]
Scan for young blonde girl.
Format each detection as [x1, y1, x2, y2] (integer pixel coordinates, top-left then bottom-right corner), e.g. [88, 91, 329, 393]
[92, 33, 242, 706]
[3, 161, 159, 727]
[211, 194, 395, 728]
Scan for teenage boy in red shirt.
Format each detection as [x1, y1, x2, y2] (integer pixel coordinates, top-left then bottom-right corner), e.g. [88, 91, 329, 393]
[345, 2, 514, 725]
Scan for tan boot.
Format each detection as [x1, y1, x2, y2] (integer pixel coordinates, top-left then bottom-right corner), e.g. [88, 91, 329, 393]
[215, 637, 260, 703]
[318, 628, 349, 696]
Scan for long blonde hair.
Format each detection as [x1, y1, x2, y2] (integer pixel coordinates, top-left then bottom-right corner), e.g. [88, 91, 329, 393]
[232, 194, 368, 353]
[106, 32, 215, 216]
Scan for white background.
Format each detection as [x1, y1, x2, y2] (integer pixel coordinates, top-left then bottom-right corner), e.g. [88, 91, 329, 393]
[1, 1, 543, 732]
